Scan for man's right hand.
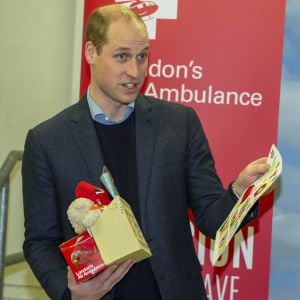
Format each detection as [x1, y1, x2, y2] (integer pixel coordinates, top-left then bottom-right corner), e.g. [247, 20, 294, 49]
[68, 259, 135, 300]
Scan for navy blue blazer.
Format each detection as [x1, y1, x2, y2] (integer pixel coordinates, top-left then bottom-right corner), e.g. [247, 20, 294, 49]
[22, 95, 251, 300]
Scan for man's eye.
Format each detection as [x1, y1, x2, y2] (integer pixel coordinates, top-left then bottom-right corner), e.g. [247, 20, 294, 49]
[116, 54, 129, 62]
[137, 53, 148, 61]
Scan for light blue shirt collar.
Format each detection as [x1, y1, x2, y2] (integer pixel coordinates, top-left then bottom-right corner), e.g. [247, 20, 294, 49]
[86, 87, 135, 125]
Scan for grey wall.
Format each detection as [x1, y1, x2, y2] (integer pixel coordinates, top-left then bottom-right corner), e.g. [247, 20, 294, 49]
[0, 0, 82, 255]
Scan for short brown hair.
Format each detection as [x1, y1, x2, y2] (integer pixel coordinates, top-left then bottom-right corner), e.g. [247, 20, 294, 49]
[85, 4, 146, 54]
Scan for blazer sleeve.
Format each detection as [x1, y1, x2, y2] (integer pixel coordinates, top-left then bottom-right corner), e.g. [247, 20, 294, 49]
[22, 129, 69, 300]
[185, 107, 257, 238]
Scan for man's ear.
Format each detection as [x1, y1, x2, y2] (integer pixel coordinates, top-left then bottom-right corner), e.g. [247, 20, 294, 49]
[85, 41, 97, 64]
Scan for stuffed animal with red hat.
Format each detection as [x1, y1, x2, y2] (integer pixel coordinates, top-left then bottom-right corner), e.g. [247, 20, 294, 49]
[67, 181, 112, 234]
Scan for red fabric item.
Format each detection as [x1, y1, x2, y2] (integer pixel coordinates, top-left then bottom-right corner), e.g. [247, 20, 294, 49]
[75, 181, 111, 205]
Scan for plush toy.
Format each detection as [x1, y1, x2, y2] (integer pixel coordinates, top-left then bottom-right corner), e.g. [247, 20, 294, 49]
[67, 181, 111, 234]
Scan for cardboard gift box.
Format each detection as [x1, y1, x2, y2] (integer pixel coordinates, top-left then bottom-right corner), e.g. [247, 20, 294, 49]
[60, 196, 152, 283]
[90, 196, 152, 264]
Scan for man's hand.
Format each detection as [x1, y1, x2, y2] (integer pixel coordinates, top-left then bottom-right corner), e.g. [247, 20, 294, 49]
[232, 157, 270, 197]
[68, 259, 135, 300]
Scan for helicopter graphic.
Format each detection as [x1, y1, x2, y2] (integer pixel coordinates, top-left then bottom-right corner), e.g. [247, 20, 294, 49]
[115, 0, 159, 20]
[115, 0, 178, 39]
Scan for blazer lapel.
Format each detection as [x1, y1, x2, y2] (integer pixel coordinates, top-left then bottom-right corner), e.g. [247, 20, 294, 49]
[135, 96, 156, 234]
[69, 97, 104, 185]
[68, 95, 156, 235]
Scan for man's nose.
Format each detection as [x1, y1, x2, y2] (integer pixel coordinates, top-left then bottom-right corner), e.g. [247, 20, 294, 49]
[126, 59, 139, 78]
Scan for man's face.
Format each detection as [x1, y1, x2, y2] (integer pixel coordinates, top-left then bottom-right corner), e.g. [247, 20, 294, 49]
[88, 19, 149, 107]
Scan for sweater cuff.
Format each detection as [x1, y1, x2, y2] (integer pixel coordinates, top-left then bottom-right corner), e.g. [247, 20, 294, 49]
[229, 182, 240, 201]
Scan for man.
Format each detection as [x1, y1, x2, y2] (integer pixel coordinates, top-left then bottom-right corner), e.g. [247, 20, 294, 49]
[22, 4, 270, 300]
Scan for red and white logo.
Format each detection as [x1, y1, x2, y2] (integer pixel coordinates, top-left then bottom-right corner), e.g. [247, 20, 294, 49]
[115, 0, 178, 39]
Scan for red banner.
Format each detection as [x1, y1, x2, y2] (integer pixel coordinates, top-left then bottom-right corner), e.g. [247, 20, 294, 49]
[80, 1, 286, 299]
